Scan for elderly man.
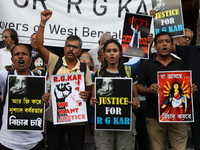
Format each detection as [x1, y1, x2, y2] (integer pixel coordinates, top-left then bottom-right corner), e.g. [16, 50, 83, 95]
[173, 28, 193, 46]
[0, 29, 18, 71]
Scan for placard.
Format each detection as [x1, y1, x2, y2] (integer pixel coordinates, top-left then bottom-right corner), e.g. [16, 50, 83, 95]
[95, 77, 132, 131]
[51, 72, 87, 124]
[158, 71, 194, 122]
[122, 13, 152, 58]
[7, 75, 45, 131]
[152, 0, 184, 37]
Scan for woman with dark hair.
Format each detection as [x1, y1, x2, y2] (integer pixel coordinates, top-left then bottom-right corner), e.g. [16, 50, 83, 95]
[98, 39, 130, 78]
[90, 38, 140, 150]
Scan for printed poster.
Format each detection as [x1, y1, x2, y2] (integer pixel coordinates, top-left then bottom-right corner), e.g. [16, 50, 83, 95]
[7, 75, 45, 131]
[51, 72, 87, 124]
[122, 13, 152, 59]
[95, 77, 132, 131]
[158, 71, 194, 122]
[152, 0, 184, 37]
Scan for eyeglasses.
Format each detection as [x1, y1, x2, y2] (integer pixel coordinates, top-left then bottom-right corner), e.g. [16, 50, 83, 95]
[183, 36, 192, 41]
[65, 44, 80, 49]
[30, 38, 36, 42]
[79, 57, 90, 60]
[1, 35, 10, 39]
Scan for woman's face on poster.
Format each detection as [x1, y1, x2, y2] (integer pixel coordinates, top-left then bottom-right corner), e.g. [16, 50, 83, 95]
[14, 76, 27, 90]
[101, 78, 113, 92]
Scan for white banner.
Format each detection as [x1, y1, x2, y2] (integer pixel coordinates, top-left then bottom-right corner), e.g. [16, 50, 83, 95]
[0, 0, 152, 49]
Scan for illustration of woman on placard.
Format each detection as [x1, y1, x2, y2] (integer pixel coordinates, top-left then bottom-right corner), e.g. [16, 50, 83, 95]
[161, 82, 188, 121]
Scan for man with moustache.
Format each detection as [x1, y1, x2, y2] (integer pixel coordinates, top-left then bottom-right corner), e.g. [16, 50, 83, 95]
[35, 9, 92, 150]
[0, 45, 48, 150]
[137, 32, 195, 150]
[0, 29, 18, 108]
[0, 29, 18, 71]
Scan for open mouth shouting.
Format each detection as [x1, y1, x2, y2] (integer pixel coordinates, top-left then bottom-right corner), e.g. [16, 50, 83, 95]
[18, 59, 25, 67]
[162, 47, 168, 53]
[162, 47, 167, 50]
[110, 56, 114, 61]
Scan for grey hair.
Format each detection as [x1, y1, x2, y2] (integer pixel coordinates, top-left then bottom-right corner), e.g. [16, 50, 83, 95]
[184, 28, 194, 38]
[99, 33, 112, 43]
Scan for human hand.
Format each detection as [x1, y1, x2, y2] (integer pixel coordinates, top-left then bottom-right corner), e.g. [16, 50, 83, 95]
[128, 97, 140, 109]
[5, 65, 15, 71]
[40, 9, 52, 25]
[90, 97, 98, 107]
[41, 93, 50, 103]
[147, 33, 154, 47]
[191, 83, 198, 93]
[150, 10, 156, 18]
[79, 91, 90, 101]
[149, 83, 160, 94]
[41, 93, 50, 108]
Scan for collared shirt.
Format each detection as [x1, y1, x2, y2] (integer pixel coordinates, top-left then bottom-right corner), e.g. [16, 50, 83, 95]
[0, 47, 12, 71]
[137, 54, 187, 119]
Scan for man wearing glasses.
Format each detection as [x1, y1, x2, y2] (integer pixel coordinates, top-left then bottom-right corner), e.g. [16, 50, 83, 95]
[35, 9, 92, 150]
[173, 28, 193, 46]
[0, 29, 18, 71]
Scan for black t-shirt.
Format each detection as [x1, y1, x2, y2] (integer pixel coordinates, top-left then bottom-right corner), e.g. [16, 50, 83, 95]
[138, 54, 187, 119]
[93, 67, 136, 82]
[176, 45, 200, 97]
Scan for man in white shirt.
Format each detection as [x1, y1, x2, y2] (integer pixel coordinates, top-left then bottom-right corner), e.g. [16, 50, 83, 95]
[0, 29, 18, 71]
[0, 45, 46, 150]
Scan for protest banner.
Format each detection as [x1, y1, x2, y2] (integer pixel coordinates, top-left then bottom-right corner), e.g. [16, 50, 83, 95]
[0, 0, 153, 49]
[152, 0, 184, 37]
[122, 13, 152, 58]
[95, 77, 132, 131]
[157, 70, 194, 122]
[51, 72, 87, 124]
[7, 75, 45, 131]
